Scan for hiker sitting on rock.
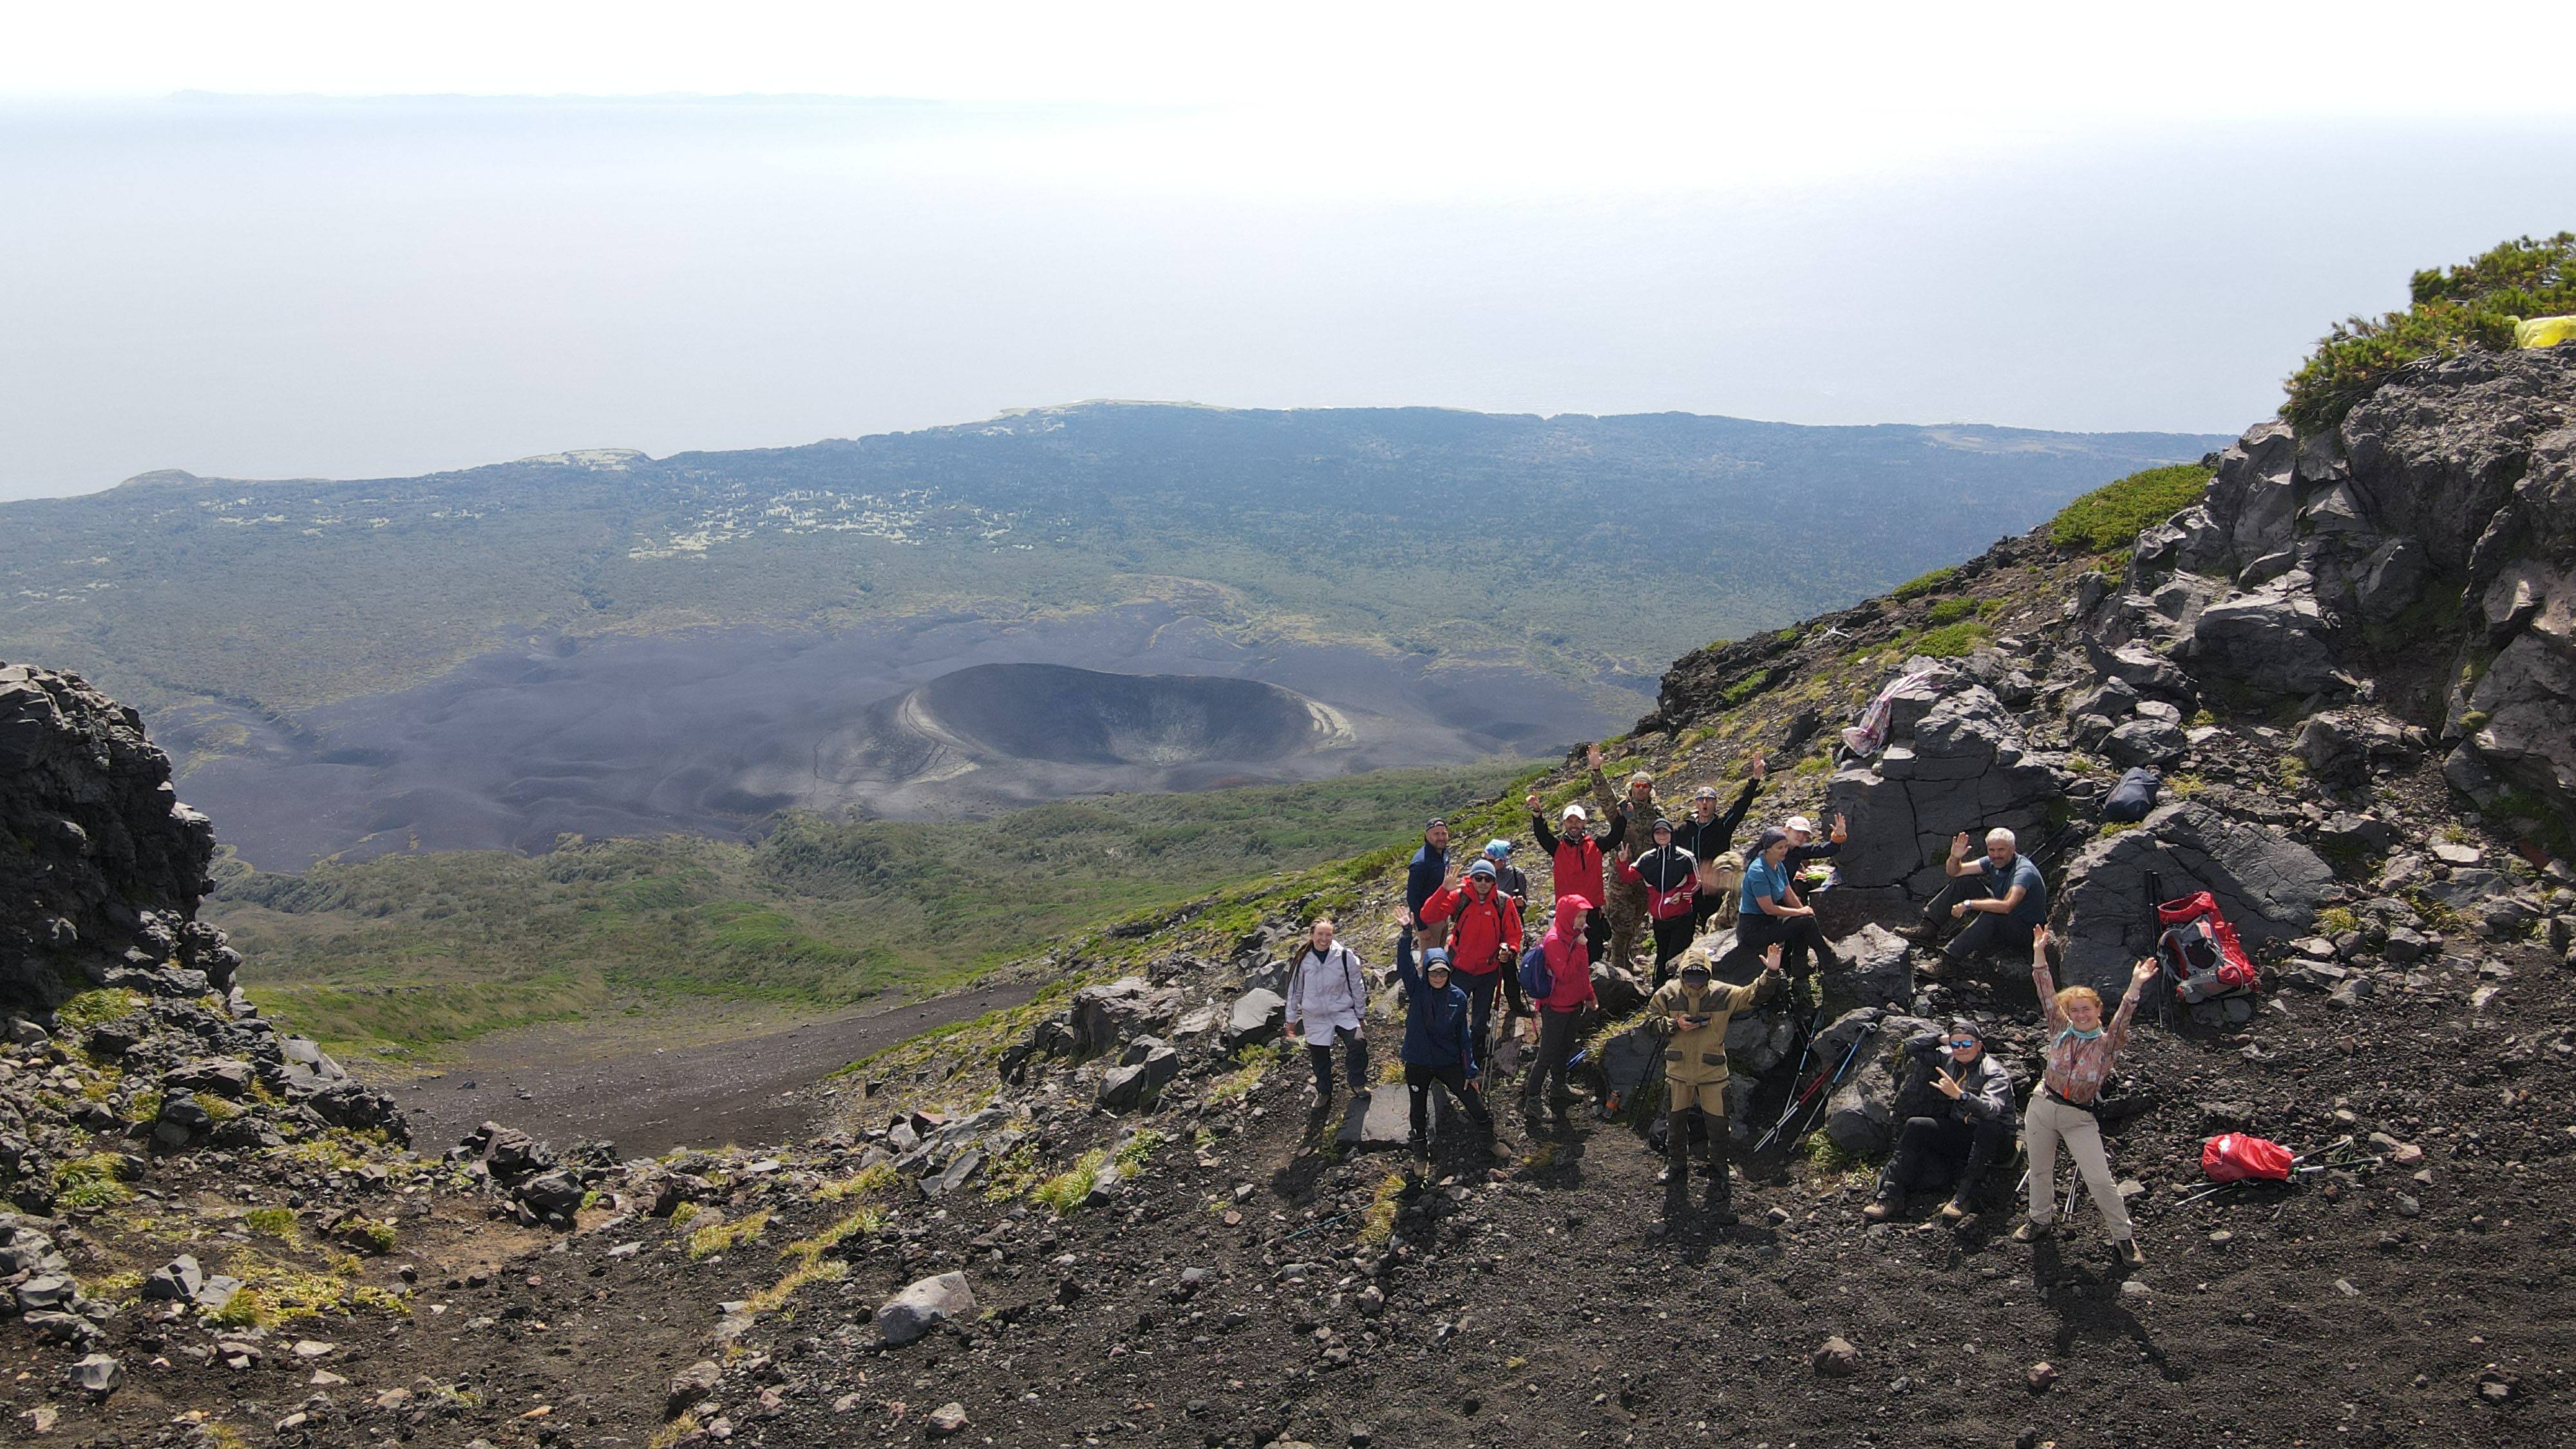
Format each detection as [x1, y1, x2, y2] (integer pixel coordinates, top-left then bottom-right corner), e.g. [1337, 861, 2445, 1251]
[1782, 812, 1848, 871]
[1904, 828, 2049, 967]
[1393, 924, 1494, 1154]
[1672, 753, 1763, 932]
[1737, 826, 1843, 982]
[1862, 1019, 2015, 1225]
[2016, 925, 2155, 1269]
[1284, 918, 1371, 1110]
[1613, 821, 1701, 987]
[1647, 944, 1783, 1224]
[1528, 793, 1624, 960]
[1419, 857, 1526, 1060]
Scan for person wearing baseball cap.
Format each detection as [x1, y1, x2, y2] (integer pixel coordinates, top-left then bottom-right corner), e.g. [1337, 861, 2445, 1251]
[1783, 812, 1850, 873]
[1417, 855, 1526, 1061]
[1526, 788, 1625, 962]
[1392, 922, 1494, 1157]
[1481, 838, 1530, 905]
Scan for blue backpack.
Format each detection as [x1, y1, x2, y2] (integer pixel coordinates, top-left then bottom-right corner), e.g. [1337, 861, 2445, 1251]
[1517, 939, 1555, 1001]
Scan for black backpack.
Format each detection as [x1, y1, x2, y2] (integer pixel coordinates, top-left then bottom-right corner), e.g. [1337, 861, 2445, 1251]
[2104, 767, 2161, 823]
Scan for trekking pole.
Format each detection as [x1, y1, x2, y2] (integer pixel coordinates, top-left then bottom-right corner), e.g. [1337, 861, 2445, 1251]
[1752, 1001, 1830, 1151]
[1781, 1023, 1877, 1153]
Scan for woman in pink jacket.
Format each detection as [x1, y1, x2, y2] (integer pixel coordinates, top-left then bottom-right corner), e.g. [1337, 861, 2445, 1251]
[1522, 896, 1599, 1115]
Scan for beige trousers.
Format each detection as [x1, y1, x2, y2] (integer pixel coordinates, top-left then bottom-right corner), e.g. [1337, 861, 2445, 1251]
[2024, 1092, 2133, 1239]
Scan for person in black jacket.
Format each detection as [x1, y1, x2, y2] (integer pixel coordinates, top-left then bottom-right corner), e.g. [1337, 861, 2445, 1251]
[1781, 813, 1847, 872]
[1613, 822, 1701, 987]
[1405, 818, 1452, 948]
[1392, 925, 1493, 1155]
[1863, 1020, 2016, 1224]
[1673, 756, 1765, 932]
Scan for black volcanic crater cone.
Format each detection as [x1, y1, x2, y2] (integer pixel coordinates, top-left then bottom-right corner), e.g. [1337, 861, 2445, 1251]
[902, 663, 1341, 767]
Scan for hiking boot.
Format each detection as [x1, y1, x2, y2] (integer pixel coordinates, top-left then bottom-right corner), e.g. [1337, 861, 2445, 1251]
[1892, 922, 1939, 945]
[2114, 1237, 2147, 1269]
[1704, 1179, 1737, 1226]
[1861, 1191, 1900, 1223]
[1937, 1198, 1973, 1226]
[2011, 1218, 2053, 1244]
[1406, 1132, 1428, 1157]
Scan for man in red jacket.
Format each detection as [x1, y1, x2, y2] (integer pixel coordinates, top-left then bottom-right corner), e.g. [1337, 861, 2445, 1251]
[1526, 795, 1624, 961]
[1522, 895, 1600, 1117]
[1420, 857, 1526, 1066]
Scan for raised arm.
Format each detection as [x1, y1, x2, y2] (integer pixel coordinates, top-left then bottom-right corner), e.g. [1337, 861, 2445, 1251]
[1392, 929, 1422, 996]
[1529, 808, 1562, 855]
[2106, 957, 2155, 1053]
[1716, 764, 1764, 842]
[2030, 924, 2061, 1027]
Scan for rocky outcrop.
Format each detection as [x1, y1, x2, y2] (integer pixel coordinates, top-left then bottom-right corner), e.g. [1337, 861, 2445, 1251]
[1825, 672, 2071, 900]
[2052, 800, 2334, 994]
[0, 663, 229, 1012]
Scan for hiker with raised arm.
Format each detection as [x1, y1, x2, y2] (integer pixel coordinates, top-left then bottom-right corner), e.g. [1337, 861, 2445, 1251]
[1863, 1019, 2015, 1224]
[1406, 818, 1452, 949]
[1782, 812, 1848, 873]
[2016, 925, 2154, 1268]
[1613, 819, 1701, 987]
[1419, 856, 1525, 1064]
[1647, 943, 1783, 1223]
[1392, 923, 1493, 1155]
[1902, 827, 2048, 967]
[1586, 743, 1661, 973]
[1520, 895, 1599, 1116]
[1528, 790, 1624, 960]
[1283, 918, 1371, 1110]
[1736, 826, 1839, 984]
[1672, 753, 1764, 931]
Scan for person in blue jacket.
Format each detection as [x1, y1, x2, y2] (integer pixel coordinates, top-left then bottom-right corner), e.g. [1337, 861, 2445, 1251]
[1405, 818, 1452, 949]
[1393, 923, 1493, 1154]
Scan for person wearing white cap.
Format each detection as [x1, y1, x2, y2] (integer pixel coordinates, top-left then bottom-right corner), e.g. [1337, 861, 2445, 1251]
[1526, 789, 1625, 961]
[1782, 813, 1850, 873]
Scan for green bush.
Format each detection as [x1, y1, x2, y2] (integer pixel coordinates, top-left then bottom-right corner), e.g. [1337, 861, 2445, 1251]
[2285, 232, 2576, 431]
[1924, 597, 1979, 626]
[1890, 565, 1957, 600]
[1904, 621, 1992, 658]
[2049, 464, 2216, 554]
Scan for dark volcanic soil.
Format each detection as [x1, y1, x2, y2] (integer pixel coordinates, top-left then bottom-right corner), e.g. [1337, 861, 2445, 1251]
[383, 983, 1032, 1158]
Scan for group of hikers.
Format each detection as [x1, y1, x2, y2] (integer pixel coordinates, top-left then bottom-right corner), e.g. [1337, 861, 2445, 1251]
[1280, 748, 2157, 1264]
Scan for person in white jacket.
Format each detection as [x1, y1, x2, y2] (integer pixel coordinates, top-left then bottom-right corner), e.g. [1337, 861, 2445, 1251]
[1284, 917, 1372, 1106]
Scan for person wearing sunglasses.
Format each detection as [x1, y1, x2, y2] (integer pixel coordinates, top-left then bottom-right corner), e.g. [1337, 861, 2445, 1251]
[1863, 1018, 2016, 1224]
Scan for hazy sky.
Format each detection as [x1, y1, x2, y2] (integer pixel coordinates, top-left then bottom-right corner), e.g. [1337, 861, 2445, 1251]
[5, 3, 2573, 499]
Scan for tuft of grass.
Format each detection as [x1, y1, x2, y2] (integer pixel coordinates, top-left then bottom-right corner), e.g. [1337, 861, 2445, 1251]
[650, 1413, 704, 1449]
[2317, 906, 2359, 936]
[1208, 1042, 1283, 1104]
[816, 1161, 900, 1203]
[54, 988, 144, 1032]
[687, 1208, 771, 1260]
[242, 1206, 299, 1240]
[1891, 565, 1958, 600]
[51, 1153, 135, 1211]
[1902, 620, 1993, 659]
[1356, 1171, 1406, 1245]
[1031, 1150, 1109, 1215]
[2049, 464, 2217, 555]
[343, 1218, 398, 1254]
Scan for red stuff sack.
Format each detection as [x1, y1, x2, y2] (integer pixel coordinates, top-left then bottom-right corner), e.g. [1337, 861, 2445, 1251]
[2201, 1132, 2295, 1183]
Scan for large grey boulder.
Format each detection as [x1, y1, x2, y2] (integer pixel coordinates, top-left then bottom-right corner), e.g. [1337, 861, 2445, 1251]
[1828, 924, 1911, 1010]
[1096, 1046, 1180, 1112]
[2181, 582, 2341, 697]
[142, 1255, 204, 1302]
[2105, 717, 2188, 770]
[1222, 989, 1285, 1050]
[876, 1271, 975, 1346]
[1826, 684, 2068, 899]
[1819, 1012, 1938, 1156]
[1070, 978, 1184, 1059]
[2054, 800, 2333, 993]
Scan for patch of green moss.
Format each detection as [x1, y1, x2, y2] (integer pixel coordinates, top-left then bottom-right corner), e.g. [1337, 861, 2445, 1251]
[2049, 464, 2216, 555]
[1891, 565, 1958, 600]
[687, 1208, 770, 1260]
[54, 989, 144, 1032]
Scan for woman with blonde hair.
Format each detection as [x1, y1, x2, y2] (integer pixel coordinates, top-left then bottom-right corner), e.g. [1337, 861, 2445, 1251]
[2016, 925, 2157, 1267]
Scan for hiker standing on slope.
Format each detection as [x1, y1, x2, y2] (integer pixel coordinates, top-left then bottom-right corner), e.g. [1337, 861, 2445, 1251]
[1647, 944, 1783, 1224]
[2018, 925, 2154, 1269]
[1612, 820, 1701, 987]
[1862, 1019, 2015, 1225]
[1672, 755, 1765, 933]
[1284, 918, 1371, 1109]
[1480, 839, 1534, 1030]
[1521, 895, 1599, 1115]
[1405, 818, 1452, 949]
[1586, 745, 1662, 974]
[1392, 924, 1495, 1155]
[1418, 857, 1525, 1066]
[1527, 794, 1624, 961]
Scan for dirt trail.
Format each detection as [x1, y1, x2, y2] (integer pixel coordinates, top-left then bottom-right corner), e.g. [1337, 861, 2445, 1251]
[376, 983, 1030, 1157]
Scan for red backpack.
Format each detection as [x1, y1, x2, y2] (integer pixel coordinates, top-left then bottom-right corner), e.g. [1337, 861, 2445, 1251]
[2155, 891, 2258, 1003]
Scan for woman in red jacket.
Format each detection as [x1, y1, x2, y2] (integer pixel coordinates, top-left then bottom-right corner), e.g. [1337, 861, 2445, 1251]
[1522, 895, 1599, 1116]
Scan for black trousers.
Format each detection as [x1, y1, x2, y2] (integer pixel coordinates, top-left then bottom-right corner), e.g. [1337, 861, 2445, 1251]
[1883, 1113, 2011, 1198]
[1525, 1008, 1582, 1104]
[1459, 971, 1522, 1066]
[1405, 1062, 1490, 1138]
[1919, 881, 2040, 963]
[1305, 1027, 1368, 1095]
[1649, 915, 1696, 986]
[1738, 909, 1832, 976]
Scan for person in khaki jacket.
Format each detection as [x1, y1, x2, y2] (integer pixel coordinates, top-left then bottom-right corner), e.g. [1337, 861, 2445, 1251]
[1646, 943, 1785, 1224]
[1586, 743, 1663, 975]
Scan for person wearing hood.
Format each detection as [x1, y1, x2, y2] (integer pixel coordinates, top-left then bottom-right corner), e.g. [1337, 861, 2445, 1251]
[1527, 793, 1624, 960]
[1672, 755, 1765, 932]
[1647, 944, 1783, 1223]
[1392, 925, 1493, 1155]
[1863, 1019, 2016, 1224]
[2018, 926, 2157, 1269]
[1586, 744, 1662, 974]
[1613, 819, 1701, 987]
[1521, 895, 1600, 1115]
[1405, 818, 1452, 949]
[1736, 826, 1841, 984]
[1283, 918, 1371, 1108]
[1419, 856, 1526, 1062]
